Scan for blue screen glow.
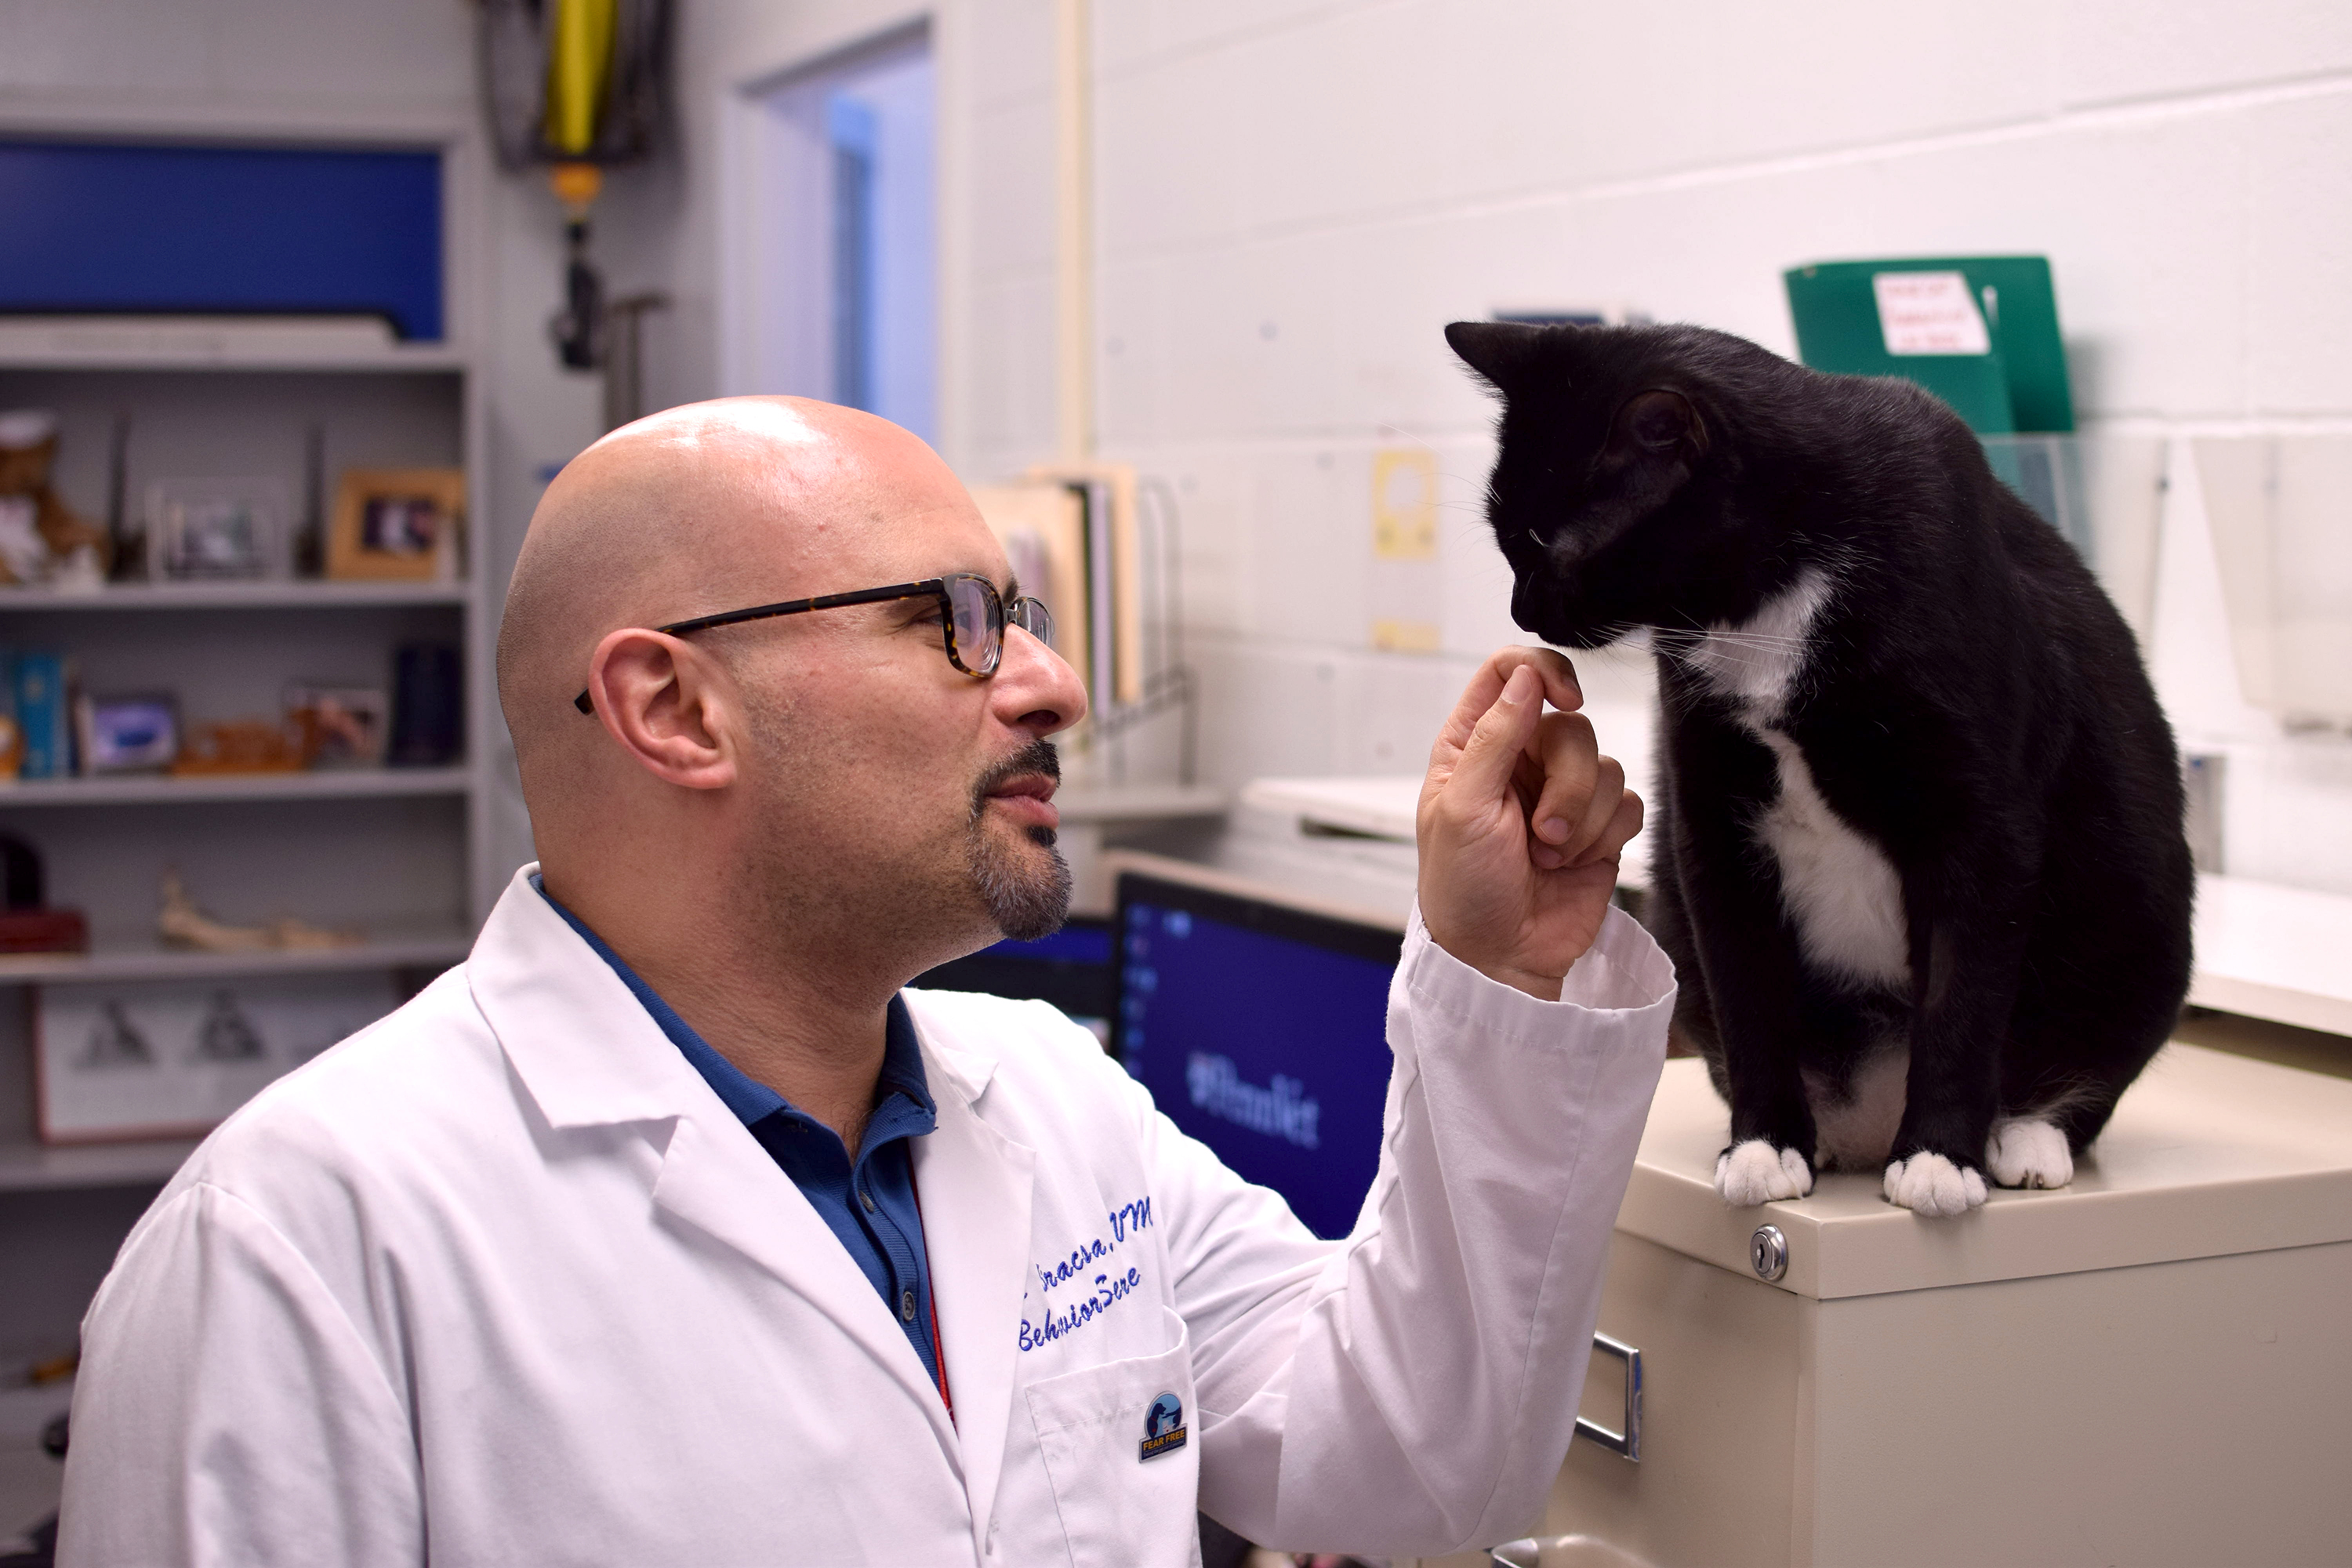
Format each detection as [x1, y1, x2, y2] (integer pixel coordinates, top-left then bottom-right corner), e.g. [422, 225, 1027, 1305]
[1120, 900, 1396, 1240]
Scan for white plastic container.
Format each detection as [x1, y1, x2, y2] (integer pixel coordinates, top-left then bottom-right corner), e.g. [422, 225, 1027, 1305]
[2194, 434, 2352, 727]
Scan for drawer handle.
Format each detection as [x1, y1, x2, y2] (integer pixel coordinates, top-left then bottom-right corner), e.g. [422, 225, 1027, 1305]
[1573, 1331, 1642, 1462]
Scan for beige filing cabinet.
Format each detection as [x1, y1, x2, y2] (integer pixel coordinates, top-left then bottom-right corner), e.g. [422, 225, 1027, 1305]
[1544, 1044, 2352, 1568]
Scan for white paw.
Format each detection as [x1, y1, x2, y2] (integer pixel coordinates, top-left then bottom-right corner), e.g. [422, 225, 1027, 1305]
[1987, 1118, 2074, 1189]
[1882, 1152, 1987, 1217]
[1715, 1139, 1813, 1206]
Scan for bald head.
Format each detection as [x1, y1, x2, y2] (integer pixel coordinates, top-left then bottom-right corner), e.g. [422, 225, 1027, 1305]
[494, 393, 1088, 1046]
[496, 396, 971, 791]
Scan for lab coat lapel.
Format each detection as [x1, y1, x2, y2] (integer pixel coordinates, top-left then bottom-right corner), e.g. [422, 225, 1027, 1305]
[645, 1115, 956, 1435]
[468, 866, 957, 1437]
[913, 1031, 1035, 1549]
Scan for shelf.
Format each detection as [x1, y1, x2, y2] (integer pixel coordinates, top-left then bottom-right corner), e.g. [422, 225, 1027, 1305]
[1234, 785, 2352, 1038]
[0, 1380, 73, 1443]
[0, 1133, 201, 1192]
[0, 580, 471, 612]
[1055, 783, 1229, 825]
[0, 315, 470, 373]
[2190, 874, 2352, 1036]
[1240, 775, 1419, 841]
[0, 927, 470, 985]
[0, 766, 473, 807]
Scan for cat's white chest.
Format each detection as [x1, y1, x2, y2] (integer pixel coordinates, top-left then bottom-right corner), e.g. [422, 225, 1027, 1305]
[1677, 566, 1832, 720]
[1682, 570, 1911, 992]
[1751, 731, 1910, 989]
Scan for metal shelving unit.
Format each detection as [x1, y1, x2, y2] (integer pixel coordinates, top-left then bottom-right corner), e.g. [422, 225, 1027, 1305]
[0, 766, 473, 807]
[0, 580, 474, 612]
[0, 928, 472, 986]
[0, 317, 493, 1189]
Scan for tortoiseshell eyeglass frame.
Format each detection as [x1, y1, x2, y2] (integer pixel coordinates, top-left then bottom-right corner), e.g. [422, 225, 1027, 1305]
[572, 572, 1053, 715]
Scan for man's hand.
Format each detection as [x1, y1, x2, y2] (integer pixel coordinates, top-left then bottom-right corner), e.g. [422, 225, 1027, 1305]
[1417, 648, 1644, 1000]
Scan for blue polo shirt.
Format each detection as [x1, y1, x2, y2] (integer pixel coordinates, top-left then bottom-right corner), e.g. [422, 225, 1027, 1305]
[535, 883, 945, 1392]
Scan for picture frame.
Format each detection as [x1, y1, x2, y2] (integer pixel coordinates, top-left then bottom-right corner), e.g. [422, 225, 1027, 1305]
[147, 477, 292, 582]
[74, 691, 179, 774]
[33, 971, 399, 1143]
[285, 683, 389, 768]
[328, 467, 466, 583]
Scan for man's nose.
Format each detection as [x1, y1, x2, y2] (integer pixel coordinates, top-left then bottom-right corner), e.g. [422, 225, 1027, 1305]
[993, 622, 1089, 735]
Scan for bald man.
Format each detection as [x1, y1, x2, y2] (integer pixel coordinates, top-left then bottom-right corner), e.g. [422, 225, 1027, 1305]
[60, 399, 1674, 1568]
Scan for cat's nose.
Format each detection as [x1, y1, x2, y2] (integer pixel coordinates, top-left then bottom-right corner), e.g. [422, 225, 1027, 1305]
[1508, 575, 1558, 637]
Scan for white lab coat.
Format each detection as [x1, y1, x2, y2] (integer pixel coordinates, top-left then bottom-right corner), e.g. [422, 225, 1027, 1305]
[60, 866, 1672, 1567]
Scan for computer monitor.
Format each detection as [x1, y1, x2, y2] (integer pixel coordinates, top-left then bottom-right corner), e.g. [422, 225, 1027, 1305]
[1111, 866, 1404, 1240]
[913, 919, 1116, 1036]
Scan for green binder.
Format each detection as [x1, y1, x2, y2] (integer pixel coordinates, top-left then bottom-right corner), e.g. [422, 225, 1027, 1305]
[1782, 256, 2074, 435]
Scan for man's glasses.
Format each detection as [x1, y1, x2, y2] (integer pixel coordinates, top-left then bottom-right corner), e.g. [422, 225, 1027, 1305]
[573, 573, 1054, 714]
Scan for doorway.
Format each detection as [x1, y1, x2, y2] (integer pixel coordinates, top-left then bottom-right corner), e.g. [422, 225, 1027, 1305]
[737, 27, 936, 444]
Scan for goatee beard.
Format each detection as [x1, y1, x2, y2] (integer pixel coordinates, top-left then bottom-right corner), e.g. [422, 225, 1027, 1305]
[968, 739, 1071, 941]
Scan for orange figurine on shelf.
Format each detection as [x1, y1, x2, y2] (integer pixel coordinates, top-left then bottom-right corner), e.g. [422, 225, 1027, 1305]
[171, 719, 310, 775]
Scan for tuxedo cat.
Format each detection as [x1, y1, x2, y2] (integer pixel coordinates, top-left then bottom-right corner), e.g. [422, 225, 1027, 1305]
[1446, 319, 2194, 1217]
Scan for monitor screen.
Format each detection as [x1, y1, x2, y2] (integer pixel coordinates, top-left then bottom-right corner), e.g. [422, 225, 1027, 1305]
[914, 919, 1115, 1036]
[1112, 871, 1403, 1240]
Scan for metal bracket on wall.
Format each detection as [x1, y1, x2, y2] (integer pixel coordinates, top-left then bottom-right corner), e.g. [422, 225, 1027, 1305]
[1573, 1331, 1642, 1461]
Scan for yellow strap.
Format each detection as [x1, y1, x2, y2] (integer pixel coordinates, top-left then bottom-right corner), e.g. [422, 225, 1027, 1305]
[543, 0, 619, 157]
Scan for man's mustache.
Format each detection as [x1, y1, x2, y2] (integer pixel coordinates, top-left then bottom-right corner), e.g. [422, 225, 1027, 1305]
[971, 739, 1062, 815]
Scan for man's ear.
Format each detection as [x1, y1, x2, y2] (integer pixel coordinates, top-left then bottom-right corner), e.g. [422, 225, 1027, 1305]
[586, 629, 737, 791]
[1444, 320, 1548, 394]
[1602, 388, 1708, 466]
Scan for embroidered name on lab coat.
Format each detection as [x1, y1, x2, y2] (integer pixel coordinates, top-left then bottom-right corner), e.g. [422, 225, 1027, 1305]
[1019, 1196, 1155, 1352]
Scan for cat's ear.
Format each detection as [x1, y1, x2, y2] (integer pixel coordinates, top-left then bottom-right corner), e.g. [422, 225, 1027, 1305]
[1444, 321, 1545, 392]
[1606, 389, 1709, 463]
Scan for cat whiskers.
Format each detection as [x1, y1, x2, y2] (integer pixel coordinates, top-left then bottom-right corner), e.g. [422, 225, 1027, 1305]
[1648, 623, 1813, 677]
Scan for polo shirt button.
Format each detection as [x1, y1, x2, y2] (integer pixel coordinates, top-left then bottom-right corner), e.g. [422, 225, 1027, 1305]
[860, 1189, 877, 1213]
[900, 1289, 917, 1322]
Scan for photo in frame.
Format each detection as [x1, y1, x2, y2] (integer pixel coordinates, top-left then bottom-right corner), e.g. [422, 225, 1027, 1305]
[74, 692, 179, 774]
[328, 468, 466, 583]
[147, 477, 293, 582]
[285, 684, 389, 768]
[33, 971, 401, 1142]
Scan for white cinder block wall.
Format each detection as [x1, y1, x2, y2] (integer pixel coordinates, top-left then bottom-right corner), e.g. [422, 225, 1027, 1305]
[674, 0, 2352, 897]
[1058, 0, 2352, 895]
[1067, 1, 2352, 895]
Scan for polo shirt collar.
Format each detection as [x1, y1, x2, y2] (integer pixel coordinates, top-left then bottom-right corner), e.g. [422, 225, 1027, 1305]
[532, 876, 934, 1127]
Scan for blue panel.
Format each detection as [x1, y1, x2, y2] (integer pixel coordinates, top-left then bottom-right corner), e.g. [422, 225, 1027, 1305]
[0, 141, 443, 339]
[980, 924, 1113, 966]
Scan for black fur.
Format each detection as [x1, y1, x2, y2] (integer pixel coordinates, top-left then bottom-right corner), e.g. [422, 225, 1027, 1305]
[1446, 319, 2193, 1191]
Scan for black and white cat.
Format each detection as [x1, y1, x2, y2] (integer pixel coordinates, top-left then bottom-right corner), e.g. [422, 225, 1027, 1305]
[1446, 319, 2194, 1217]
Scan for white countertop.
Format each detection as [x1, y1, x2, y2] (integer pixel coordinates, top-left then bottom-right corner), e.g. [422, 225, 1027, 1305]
[1240, 776, 2350, 1036]
[1621, 1044, 2352, 1300]
[2190, 873, 2352, 1035]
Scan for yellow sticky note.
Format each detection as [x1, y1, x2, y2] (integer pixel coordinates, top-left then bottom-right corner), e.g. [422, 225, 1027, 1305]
[1371, 619, 1441, 653]
[1371, 448, 1438, 561]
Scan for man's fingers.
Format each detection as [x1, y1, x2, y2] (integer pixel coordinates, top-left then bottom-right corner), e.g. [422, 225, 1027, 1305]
[1567, 788, 1646, 869]
[1517, 647, 1582, 713]
[1525, 710, 1599, 847]
[1431, 647, 1583, 766]
[1447, 664, 1545, 805]
[1563, 755, 1627, 861]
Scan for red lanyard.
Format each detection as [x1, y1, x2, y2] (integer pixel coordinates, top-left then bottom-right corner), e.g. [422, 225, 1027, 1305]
[906, 1163, 953, 1421]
